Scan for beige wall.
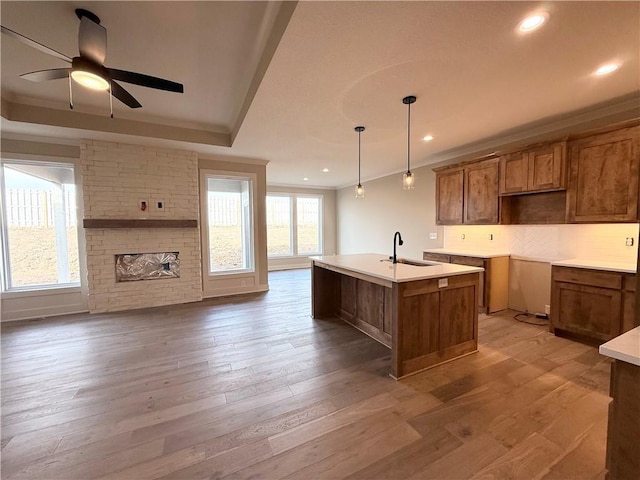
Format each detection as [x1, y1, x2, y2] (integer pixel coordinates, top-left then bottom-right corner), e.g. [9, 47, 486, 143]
[199, 156, 268, 297]
[337, 164, 443, 260]
[266, 185, 336, 270]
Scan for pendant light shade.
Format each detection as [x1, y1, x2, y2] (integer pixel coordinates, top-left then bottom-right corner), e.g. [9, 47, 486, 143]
[355, 126, 365, 198]
[402, 95, 417, 190]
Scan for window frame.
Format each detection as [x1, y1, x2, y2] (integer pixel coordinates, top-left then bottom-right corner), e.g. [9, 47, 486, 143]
[0, 158, 83, 293]
[204, 173, 256, 276]
[266, 192, 323, 258]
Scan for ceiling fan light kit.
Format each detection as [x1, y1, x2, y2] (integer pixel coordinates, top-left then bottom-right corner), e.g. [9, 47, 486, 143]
[1, 8, 184, 114]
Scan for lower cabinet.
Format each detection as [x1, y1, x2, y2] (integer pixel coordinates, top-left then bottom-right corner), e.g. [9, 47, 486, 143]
[423, 252, 509, 313]
[339, 276, 392, 347]
[550, 266, 637, 344]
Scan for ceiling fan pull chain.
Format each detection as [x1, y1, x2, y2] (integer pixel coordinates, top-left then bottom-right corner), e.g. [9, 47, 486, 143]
[68, 73, 73, 109]
[109, 82, 113, 118]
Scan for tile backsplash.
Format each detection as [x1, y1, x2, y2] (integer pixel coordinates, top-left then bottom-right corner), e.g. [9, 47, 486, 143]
[443, 223, 639, 264]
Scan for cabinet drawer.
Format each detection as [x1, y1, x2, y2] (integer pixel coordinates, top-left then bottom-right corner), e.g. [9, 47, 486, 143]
[552, 266, 622, 289]
[450, 255, 485, 268]
[423, 252, 451, 263]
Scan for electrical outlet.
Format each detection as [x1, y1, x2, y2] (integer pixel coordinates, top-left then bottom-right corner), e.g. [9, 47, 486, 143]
[625, 237, 634, 246]
[545, 304, 551, 315]
[153, 199, 165, 211]
[429, 232, 437, 240]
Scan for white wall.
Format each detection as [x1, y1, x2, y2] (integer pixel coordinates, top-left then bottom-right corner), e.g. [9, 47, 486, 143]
[443, 223, 639, 313]
[337, 164, 443, 259]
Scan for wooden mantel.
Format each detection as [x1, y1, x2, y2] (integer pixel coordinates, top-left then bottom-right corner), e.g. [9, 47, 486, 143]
[83, 219, 198, 229]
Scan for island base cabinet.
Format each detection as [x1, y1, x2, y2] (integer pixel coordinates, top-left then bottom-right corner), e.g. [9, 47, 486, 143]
[605, 360, 640, 480]
[311, 262, 479, 379]
[393, 274, 479, 378]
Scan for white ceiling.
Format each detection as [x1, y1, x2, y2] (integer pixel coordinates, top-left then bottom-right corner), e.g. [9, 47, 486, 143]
[1, 1, 639, 189]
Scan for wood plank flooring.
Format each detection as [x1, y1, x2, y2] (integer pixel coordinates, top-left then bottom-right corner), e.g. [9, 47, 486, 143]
[1, 269, 612, 479]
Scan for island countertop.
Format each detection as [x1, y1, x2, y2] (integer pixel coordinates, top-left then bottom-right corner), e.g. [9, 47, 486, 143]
[310, 253, 483, 283]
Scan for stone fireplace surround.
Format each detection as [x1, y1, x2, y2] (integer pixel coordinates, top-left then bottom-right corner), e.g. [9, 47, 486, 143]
[81, 140, 202, 313]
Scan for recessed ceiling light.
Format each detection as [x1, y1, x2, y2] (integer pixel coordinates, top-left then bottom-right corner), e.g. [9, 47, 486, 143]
[423, 135, 434, 142]
[303, 177, 309, 181]
[594, 63, 620, 76]
[322, 168, 329, 173]
[518, 12, 549, 33]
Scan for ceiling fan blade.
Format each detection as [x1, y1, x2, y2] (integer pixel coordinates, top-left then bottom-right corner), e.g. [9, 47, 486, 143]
[110, 80, 142, 108]
[1, 25, 72, 63]
[21, 68, 71, 82]
[107, 68, 184, 93]
[78, 16, 106, 65]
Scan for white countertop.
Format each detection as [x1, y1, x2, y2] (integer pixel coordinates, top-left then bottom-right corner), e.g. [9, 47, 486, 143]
[600, 326, 640, 366]
[310, 253, 484, 283]
[551, 258, 637, 274]
[424, 248, 511, 259]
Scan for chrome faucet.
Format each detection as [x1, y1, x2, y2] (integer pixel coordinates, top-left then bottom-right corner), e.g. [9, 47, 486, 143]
[392, 231, 404, 264]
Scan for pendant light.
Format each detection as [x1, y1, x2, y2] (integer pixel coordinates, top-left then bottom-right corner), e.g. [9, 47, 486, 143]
[402, 95, 417, 190]
[354, 126, 365, 198]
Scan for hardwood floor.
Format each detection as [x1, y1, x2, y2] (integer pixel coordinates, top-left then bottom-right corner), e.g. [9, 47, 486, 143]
[1, 269, 611, 479]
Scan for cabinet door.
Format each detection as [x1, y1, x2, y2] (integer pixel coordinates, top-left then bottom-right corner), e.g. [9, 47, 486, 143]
[464, 159, 500, 224]
[552, 281, 622, 342]
[500, 151, 528, 195]
[528, 142, 566, 191]
[567, 126, 640, 222]
[436, 169, 464, 225]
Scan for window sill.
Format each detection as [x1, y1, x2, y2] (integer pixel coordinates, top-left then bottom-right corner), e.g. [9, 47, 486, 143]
[1, 285, 83, 299]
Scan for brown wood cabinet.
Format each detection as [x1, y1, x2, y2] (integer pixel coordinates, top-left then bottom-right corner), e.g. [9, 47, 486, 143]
[606, 359, 640, 480]
[435, 158, 500, 225]
[311, 259, 479, 379]
[550, 266, 638, 344]
[499, 142, 567, 195]
[566, 125, 640, 223]
[435, 167, 464, 224]
[423, 252, 509, 313]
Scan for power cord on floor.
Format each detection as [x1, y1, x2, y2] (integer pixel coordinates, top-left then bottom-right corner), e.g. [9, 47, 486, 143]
[514, 311, 550, 326]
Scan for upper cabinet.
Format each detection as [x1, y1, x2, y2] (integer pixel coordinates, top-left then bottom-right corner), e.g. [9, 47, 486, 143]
[464, 158, 500, 224]
[499, 142, 567, 195]
[435, 167, 464, 224]
[566, 125, 640, 223]
[435, 158, 500, 225]
[434, 123, 639, 226]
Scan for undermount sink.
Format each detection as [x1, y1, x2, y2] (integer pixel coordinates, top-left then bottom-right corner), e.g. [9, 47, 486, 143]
[381, 258, 440, 267]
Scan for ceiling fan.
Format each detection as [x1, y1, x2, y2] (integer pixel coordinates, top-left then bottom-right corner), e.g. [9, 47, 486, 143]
[1, 8, 184, 111]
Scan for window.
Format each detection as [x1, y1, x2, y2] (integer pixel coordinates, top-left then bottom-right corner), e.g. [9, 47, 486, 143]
[266, 195, 292, 256]
[296, 196, 321, 255]
[266, 194, 322, 257]
[1, 161, 80, 290]
[206, 176, 254, 273]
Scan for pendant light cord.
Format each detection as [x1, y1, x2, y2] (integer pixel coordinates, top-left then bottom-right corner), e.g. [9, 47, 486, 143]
[358, 129, 361, 184]
[407, 101, 411, 172]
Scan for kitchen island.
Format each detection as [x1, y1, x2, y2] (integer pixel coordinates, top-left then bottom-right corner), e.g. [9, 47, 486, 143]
[311, 253, 483, 379]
